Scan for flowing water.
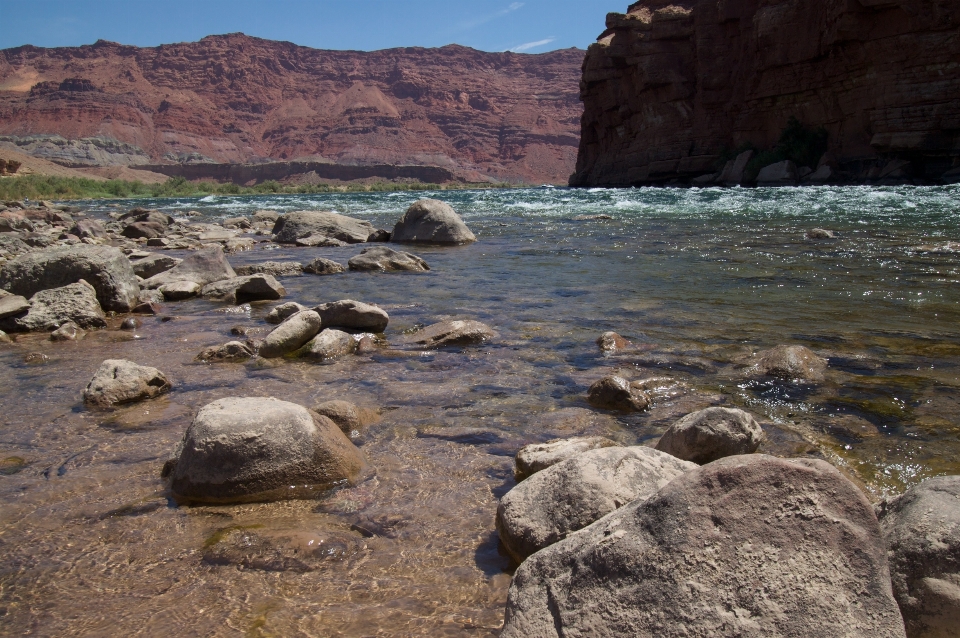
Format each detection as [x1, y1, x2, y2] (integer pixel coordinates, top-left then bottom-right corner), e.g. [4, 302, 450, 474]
[2, 185, 960, 636]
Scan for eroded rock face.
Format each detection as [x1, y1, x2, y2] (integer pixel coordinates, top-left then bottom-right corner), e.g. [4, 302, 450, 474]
[142, 246, 236, 289]
[514, 436, 619, 481]
[272, 211, 375, 244]
[400, 319, 495, 348]
[502, 455, 906, 638]
[314, 300, 388, 333]
[167, 397, 368, 503]
[572, 1, 960, 186]
[0, 245, 139, 312]
[348, 246, 429, 272]
[655, 407, 764, 465]
[82, 359, 171, 408]
[878, 476, 960, 638]
[391, 199, 476, 245]
[496, 446, 695, 563]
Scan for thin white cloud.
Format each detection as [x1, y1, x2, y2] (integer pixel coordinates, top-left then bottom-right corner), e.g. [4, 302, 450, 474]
[457, 3, 525, 31]
[508, 37, 556, 53]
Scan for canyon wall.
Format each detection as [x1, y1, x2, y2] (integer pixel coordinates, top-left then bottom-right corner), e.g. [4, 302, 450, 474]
[0, 34, 584, 184]
[571, 0, 960, 186]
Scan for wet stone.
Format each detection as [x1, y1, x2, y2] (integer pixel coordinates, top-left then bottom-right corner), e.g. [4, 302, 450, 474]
[400, 319, 495, 348]
[202, 527, 366, 572]
[586, 375, 650, 412]
[303, 257, 346, 275]
[196, 341, 255, 362]
[50, 321, 84, 341]
[655, 406, 764, 465]
[120, 317, 141, 330]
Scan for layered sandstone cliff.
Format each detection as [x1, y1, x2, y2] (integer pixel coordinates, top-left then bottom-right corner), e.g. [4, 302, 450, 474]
[0, 34, 584, 184]
[571, 0, 960, 186]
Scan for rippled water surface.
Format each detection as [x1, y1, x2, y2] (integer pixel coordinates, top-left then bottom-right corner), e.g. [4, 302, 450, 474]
[3, 185, 960, 635]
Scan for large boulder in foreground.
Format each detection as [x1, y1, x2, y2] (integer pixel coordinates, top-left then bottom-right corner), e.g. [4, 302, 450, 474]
[502, 455, 906, 638]
[142, 246, 236, 289]
[348, 246, 430, 272]
[0, 245, 139, 312]
[391, 199, 476, 245]
[82, 359, 171, 408]
[655, 406, 764, 465]
[314, 300, 388, 333]
[200, 274, 285, 304]
[272, 211, 374, 244]
[166, 397, 368, 503]
[2, 280, 106, 332]
[496, 446, 695, 564]
[514, 436, 619, 481]
[878, 476, 960, 638]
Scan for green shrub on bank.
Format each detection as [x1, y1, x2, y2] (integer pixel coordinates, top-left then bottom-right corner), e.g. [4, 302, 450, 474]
[0, 175, 515, 201]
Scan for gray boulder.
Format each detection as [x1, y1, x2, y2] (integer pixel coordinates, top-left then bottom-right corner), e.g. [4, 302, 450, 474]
[514, 436, 620, 481]
[756, 159, 799, 186]
[272, 211, 375, 244]
[655, 406, 764, 464]
[314, 300, 388, 333]
[295, 234, 347, 247]
[348, 246, 429, 272]
[120, 208, 173, 227]
[0, 245, 139, 312]
[196, 341, 255, 362]
[299, 329, 356, 361]
[496, 446, 695, 563]
[82, 359, 171, 408]
[69, 219, 107, 239]
[391, 199, 476, 245]
[159, 280, 201, 301]
[502, 455, 906, 638]
[234, 261, 303, 277]
[167, 397, 368, 503]
[303, 257, 345, 275]
[0, 294, 30, 320]
[587, 375, 650, 412]
[266, 302, 308, 324]
[259, 310, 322, 358]
[130, 253, 181, 279]
[2, 280, 106, 332]
[878, 475, 960, 638]
[141, 246, 236, 289]
[122, 221, 165, 240]
[200, 274, 285, 304]
[400, 319, 495, 348]
[751, 344, 828, 382]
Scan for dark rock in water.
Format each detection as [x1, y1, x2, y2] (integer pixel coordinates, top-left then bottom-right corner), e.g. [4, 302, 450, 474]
[418, 426, 505, 445]
[314, 300, 388, 333]
[877, 475, 960, 638]
[303, 257, 345, 275]
[655, 407, 764, 465]
[132, 301, 162, 315]
[298, 329, 356, 361]
[272, 211, 375, 244]
[234, 261, 303, 277]
[200, 274, 285, 304]
[391, 199, 476, 245]
[514, 436, 619, 481]
[3, 280, 106, 332]
[50, 321, 83, 341]
[0, 245, 140, 312]
[259, 310, 322, 358]
[82, 359, 171, 408]
[496, 446, 694, 564]
[751, 344, 828, 383]
[196, 341, 255, 362]
[167, 397, 368, 503]
[265, 301, 307, 324]
[367, 229, 391, 242]
[69, 219, 107, 240]
[130, 253, 181, 279]
[400, 319, 495, 348]
[0, 294, 30, 320]
[202, 526, 365, 572]
[159, 281, 200, 301]
[121, 221, 165, 240]
[312, 400, 378, 434]
[596, 331, 628, 352]
[807, 228, 837, 239]
[120, 317, 141, 330]
[502, 455, 905, 638]
[142, 246, 236, 289]
[348, 246, 429, 272]
[586, 375, 650, 412]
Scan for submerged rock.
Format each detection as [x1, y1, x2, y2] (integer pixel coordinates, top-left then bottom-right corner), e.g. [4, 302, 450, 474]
[196, 341, 255, 362]
[502, 455, 905, 638]
[167, 397, 368, 503]
[596, 331, 628, 352]
[312, 400, 378, 434]
[751, 344, 828, 382]
[0, 245, 140, 312]
[391, 198, 476, 244]
[401, 319, 495, 348]
[3, 280, 106, 331]
[878, 475, 960, 638]
[82, 359, 171, 408]
[303, 257, 346, 275]
[586, 375, 650, 412]
[200, 274, 285, 304]
[348, 246, 430, 272]
[514, 436, 619, 481]
[259, 310, 322, 358]
[314, 300, 388, 333]
[50, 320, 84, 341]
[272, 211, 375, 244]
[807, 228, 837, 239]
[496, 446, 695, 563]
[655, 407, 764, 465]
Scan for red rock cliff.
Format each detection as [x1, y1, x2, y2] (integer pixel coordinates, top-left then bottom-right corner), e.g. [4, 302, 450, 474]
[0, 34, 584, 184]
[571, 0, 960, 185]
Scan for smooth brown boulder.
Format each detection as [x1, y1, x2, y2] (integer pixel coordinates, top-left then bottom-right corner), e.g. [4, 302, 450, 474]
[82, 359, 171, 408]
[166, 397, 368, 503]
[122, 221, 165, 240]
[596, 331, 628, 352]
[502, 455, 906, 638]
[265, 302, 307, 324]
[159, 280, 201, 301]
[655, 406, 764, 465]
[298, 329, 356, 361]
[586, 375, 650, 412]
[312, 400, 378, 434]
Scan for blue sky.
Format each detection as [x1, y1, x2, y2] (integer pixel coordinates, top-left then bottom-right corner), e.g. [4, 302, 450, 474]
[0, 0, 629, 52]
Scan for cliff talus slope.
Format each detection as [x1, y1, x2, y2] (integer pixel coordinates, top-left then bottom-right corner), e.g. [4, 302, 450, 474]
[572, 0, 960, 185]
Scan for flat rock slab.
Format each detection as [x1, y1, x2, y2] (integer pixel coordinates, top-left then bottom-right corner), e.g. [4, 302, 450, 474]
[0, 245, 139, 312]
[401, 319, 495, 348]
[142, 246, 236, 289]
[273, 211, 375, 244]
[160, 280, 201, 301]
[496, 446, 695, 563]
[166, 397, 368, 503]
[391, 199, 476, 244]
[348, 246, 429, 272]
[502, 455, 905, 638]
[0, 294, 30, 320]
[82, 359, 171, 408]
[200, 274, 285, 304]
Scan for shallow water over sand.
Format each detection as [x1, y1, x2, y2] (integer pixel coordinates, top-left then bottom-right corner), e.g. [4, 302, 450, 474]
[2, 185, 960, 635]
